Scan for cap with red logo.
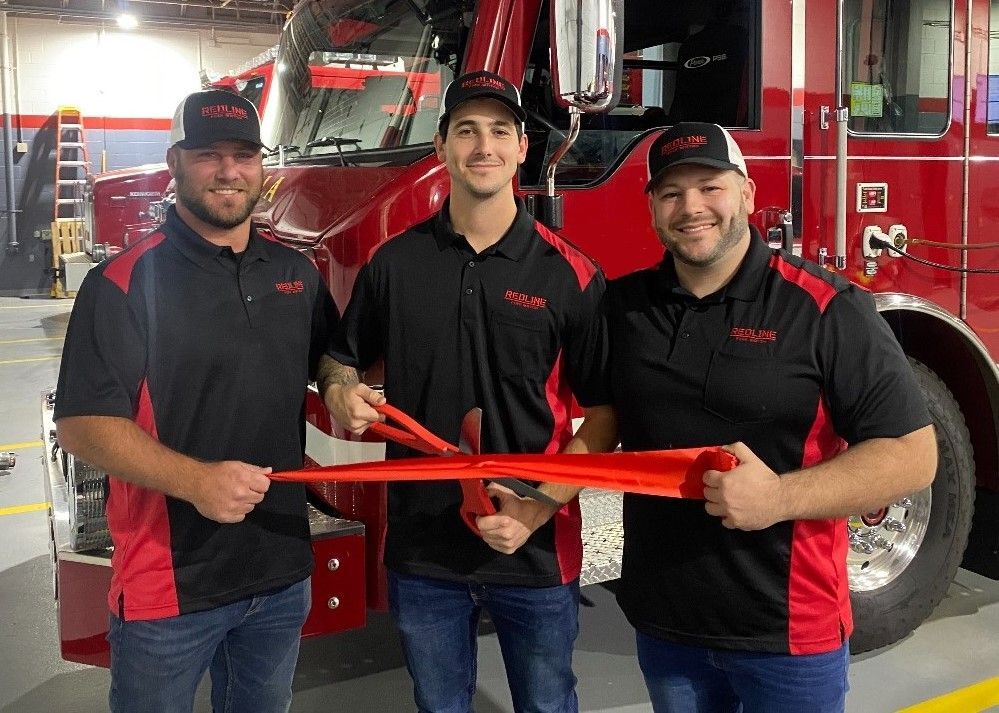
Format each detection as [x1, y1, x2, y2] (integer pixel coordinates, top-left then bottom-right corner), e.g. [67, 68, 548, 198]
[438, 70, 528, 134]
[169, 89, 265, 150]
[645, 122, 747, 193]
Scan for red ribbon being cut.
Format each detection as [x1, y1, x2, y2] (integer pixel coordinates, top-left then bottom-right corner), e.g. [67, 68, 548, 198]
[271, 447, 738, 500]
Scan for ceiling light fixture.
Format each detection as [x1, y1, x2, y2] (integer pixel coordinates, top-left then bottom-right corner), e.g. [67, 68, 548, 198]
[116, 13, 139, 29]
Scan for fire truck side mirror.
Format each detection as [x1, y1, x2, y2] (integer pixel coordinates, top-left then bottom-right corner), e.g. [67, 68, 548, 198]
[550, 0, 623, 113]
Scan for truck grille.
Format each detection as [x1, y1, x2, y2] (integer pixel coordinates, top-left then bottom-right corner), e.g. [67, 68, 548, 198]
[66, 456, 111, 551]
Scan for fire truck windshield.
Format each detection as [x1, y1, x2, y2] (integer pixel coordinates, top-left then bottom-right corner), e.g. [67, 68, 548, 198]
[261, 0, 467, 165]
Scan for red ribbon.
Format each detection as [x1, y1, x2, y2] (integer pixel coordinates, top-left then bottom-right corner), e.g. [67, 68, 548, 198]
[271, 447, 738, 500]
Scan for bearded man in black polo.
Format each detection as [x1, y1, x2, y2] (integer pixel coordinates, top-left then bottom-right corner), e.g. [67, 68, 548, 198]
[55, 89, 337, 713]
[602, 122, 937, 712]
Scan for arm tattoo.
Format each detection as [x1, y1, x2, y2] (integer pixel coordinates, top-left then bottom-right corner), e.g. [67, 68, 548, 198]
[316, 354, 359, 395]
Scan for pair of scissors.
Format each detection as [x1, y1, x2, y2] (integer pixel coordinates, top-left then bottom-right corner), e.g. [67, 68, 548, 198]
[367, 403, 561, 535]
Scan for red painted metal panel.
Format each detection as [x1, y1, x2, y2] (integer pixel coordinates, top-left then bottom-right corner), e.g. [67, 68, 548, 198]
[56, 532, 368, 668]
[90, 169, 173, 248]
[254, 158, 450, 311]
[966, 0, 999, 356]
[57, 558, 113, 668]
[303, 535, 367, 637]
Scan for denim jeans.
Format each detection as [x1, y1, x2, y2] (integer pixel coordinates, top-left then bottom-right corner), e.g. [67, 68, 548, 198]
[107, 577, 310, 713]
[636, 631, 849, 713]
[388, 570, 580, 713]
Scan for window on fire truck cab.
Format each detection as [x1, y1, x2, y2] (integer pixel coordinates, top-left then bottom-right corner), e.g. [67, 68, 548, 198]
[262, 0, 468, 165]
[519, 0, 760, 188]
[989, 0, 999, 134]
[842, 0, 952, 135]
[236, 76, 267, 112]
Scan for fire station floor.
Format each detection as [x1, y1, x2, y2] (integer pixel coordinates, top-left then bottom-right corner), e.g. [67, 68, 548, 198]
[1, 296, 998, 713]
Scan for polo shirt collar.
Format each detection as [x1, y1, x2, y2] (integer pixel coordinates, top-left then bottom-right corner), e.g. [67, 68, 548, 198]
[658, 224, 769, 302]
[723, 225, 769, 301]
[432, 196, 535, 261]
[164, 204, 270, 269]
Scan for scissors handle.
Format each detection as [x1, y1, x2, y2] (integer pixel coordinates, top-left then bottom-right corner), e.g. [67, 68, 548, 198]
[368, 403, 460, 456]
[459, 480, 497, 535]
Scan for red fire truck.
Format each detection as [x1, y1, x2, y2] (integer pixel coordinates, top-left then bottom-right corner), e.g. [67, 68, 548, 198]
[44, 0, 999, 667]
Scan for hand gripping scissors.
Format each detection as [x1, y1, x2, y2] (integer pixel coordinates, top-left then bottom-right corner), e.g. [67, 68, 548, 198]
[367, 403, 561, 535]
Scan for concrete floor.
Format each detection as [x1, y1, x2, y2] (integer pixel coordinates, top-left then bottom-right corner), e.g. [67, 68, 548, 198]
[2, 296, 998, 713]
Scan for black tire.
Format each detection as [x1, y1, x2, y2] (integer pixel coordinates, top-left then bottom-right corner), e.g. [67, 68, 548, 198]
[848, 358, 975, 653]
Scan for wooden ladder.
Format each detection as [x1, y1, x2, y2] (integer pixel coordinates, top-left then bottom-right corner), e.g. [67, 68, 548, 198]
[53, 106, 90, 223]
[50, 106, 91, 297]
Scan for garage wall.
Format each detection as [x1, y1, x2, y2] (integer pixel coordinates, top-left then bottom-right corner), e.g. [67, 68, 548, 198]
[0, 17, 279, 295]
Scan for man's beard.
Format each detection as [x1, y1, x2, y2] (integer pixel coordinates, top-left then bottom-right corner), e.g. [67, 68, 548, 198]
[174, 168, 262, 230]
[660, 201, 749, 269]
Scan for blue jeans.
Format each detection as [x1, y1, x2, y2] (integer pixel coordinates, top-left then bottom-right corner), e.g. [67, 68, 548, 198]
[107, 577, 310, 713]
[388, 570, 580, 713]
[636, 631, 849, 713]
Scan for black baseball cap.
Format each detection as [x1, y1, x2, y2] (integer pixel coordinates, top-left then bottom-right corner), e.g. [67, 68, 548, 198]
[646, 122, 747, 193]
[170, 89, 265, 150]
[437, 70, 528, 134]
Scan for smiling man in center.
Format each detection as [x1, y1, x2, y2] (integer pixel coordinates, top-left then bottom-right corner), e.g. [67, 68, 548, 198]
[321, 70, 617, 713]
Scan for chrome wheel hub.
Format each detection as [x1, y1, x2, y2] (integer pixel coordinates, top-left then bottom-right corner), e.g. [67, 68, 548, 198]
[847, 487, 931, 592]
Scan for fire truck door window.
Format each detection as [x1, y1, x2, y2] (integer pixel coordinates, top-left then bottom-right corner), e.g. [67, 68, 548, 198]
[842, 0, 952, 135]
[989, 0, 999, 134]
[520, 0, 760, 188]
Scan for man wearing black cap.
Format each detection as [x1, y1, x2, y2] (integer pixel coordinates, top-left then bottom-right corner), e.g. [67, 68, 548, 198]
[54, 89, 337, 712]
[323, 70, 615, 712]
[599, 121, 937, 711]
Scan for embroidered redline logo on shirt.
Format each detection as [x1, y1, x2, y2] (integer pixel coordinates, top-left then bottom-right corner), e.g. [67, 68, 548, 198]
[504, 289, 547, 310]
[729, 327, 777, 343]
[275, 280, 304, 294]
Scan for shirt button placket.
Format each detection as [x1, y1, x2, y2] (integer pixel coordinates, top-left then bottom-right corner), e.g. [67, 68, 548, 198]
[462, 258, 477, 296]
[238, 267, 255, 326]
[673, 310, 698, 356]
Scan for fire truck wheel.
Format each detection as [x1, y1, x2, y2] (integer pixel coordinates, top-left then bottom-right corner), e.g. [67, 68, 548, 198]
[847, 358, 975, 653]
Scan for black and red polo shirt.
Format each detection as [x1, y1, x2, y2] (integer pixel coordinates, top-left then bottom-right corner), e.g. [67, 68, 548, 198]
[55, 206, 337, 621]
[604, 227, 930, 654]
[329, 197, 608, 586]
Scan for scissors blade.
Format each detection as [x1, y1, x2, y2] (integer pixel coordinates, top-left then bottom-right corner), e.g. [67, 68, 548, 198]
[488, 477, 562, 508]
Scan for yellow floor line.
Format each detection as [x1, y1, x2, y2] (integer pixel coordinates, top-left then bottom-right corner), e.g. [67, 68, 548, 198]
[0, 502, 49, 516]
[0, 355, 60, 365]
[0, 336, 65, 345]
[0, 440, 43, 451]
[897, 676, 999, 713]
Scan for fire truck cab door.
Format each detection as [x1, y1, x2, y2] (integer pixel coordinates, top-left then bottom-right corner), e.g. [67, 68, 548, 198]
[966, 0, 999, 347]
[802, 0, 968, 312]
